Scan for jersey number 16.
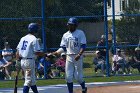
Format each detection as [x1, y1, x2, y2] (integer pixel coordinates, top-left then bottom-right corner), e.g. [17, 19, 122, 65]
[21, 40, 28, 50]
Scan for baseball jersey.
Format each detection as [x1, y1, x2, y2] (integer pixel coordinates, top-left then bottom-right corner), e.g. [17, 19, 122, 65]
[17, 34, 41, 58]
[60, 29, 86, 54]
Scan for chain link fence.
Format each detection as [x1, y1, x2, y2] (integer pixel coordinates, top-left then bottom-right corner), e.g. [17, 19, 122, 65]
[0, 0, 140, 80]
[0, 0, 44, 80]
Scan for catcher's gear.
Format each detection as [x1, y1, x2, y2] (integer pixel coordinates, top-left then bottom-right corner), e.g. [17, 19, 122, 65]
[28, 23, 39, 33]
[67, 17, 78, 25]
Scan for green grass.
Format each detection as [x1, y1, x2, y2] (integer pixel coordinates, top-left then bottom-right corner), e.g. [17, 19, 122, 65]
[1, 75, 140, 88]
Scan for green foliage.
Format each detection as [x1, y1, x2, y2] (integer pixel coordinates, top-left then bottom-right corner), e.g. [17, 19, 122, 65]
[0, 0, 139, 49]
[115, 17, 140, 44]
[46, 0, 104, 16]
[114, 0, 140, 44]
[0, 0, 42, 49]
[127, 0, 140, 11]
[0, 0, 41, 17]
[0, 0, 104, 49]
[0, 21, 42, 49]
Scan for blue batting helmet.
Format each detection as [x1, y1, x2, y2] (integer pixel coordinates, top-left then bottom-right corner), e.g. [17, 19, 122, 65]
[67, 17, 78, 25]
[28, 23, 39, 33]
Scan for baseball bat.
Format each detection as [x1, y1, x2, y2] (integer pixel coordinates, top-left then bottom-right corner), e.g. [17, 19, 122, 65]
[14, 71, 19, 93]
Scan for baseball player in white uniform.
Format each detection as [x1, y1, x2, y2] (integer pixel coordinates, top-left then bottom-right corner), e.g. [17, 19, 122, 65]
[52, 17, 87, 93]
[16, 23, 44, 93]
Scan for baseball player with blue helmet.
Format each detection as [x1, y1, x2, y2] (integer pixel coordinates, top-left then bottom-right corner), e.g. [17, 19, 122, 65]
[52, 17, 87, 93]
[16, 23, 44, 93]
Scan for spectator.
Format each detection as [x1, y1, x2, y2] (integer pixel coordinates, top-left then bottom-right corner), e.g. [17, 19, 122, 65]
[0, 53, 6, 80]
[37, 57, 45, 78]
[96, 35, 106, 58]
[37, 54, 54, 79]
[93, 51, 106, 74]
[2, 42, 13, 79]
[134, 47, 140, 63]
[112, 49, 127, 75]
[127, 47, 140, 73]
[55, 52, 66, 77]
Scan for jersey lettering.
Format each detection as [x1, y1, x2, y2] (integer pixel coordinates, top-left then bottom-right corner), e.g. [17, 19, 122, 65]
[21, 40, 28, 50]
[74, 37, 79, 47]
[68, 37, 79, 48]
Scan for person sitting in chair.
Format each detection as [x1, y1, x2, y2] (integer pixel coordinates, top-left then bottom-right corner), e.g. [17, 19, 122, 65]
[93, 51, 106, 74]
[112, 49, 127, 75]
[37, 54, 55, 79]
[0, 53, 6, 80]
[96, 35, 106, 58]
[0, 52, 13, 80]
[2, 42, 13, 79]
[55, 52, 66, 77]
[127, 47, 140, 73]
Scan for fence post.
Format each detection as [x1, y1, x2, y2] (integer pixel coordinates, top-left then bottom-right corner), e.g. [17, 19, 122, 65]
[112, 0, 117, 54]
[104, 0, 110, 77]
[41, 0, 47, 79]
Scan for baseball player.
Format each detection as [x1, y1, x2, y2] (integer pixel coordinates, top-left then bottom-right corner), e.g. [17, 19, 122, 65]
[16, 23, 44, 93]
[52, 17, 87, 93]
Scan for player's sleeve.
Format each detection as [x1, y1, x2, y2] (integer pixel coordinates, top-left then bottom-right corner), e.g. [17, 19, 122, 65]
[60, 35, 67, 51]
[16, 38, 23, 51]
[33, 38, 41, 52]
[80, 31, 87, 50]
[80, 31, 87, 45]
[60, 35, 67, 47]
[55, 35, 67, 54]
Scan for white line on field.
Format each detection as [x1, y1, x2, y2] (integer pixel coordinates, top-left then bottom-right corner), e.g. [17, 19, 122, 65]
[129, 86, 140, 88]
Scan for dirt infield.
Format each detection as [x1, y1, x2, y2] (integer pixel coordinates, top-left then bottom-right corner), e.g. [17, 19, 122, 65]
[75, 84, 140, 93]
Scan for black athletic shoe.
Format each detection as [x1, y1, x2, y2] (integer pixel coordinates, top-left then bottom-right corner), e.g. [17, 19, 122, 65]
[82, 87, 87, 93]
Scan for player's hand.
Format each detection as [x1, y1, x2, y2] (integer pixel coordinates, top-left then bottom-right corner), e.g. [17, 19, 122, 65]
[47, 53, 54, 56]
[75, 54, 81, 61]
[46, 53, 56, 57]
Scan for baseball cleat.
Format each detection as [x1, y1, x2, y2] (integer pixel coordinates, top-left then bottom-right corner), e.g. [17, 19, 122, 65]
[82, 87, 87, 93]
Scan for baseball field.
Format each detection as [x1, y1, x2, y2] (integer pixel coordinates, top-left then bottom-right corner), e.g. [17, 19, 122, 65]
[1, 55, 140, 93]
[1, 76, 140, 93]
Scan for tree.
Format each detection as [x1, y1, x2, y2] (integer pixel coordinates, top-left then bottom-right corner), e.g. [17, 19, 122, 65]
[115, 0, 140, 44]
